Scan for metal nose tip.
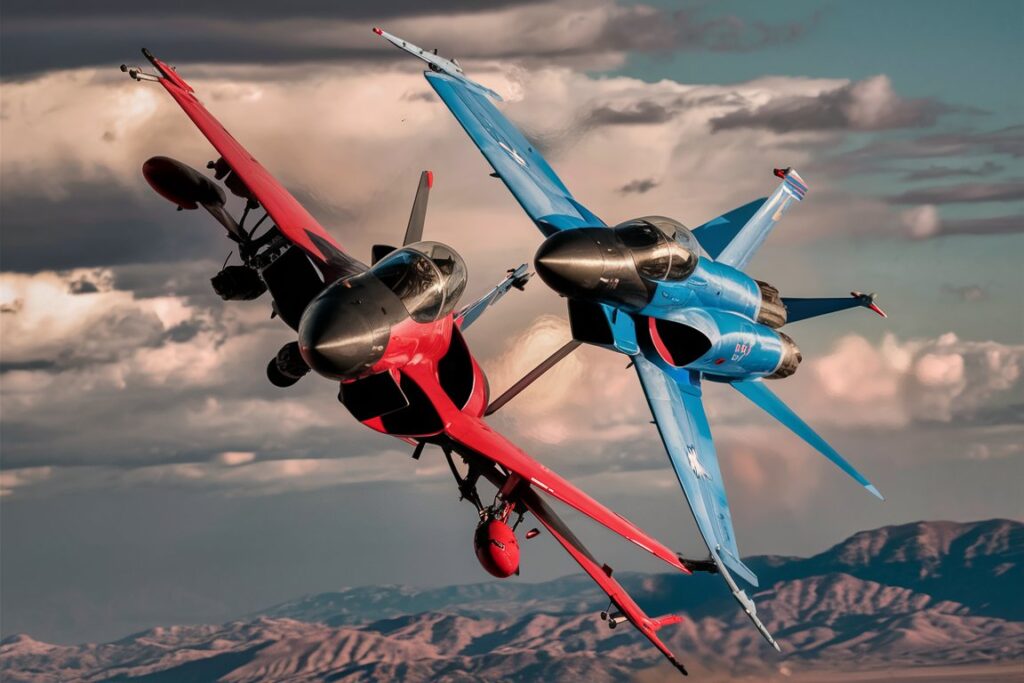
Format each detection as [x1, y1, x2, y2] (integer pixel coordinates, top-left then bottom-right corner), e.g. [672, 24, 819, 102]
[534, 231, 605, 294]
[298, 298, 381, 379]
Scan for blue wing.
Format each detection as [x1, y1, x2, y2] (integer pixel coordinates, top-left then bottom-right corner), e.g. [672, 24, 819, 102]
[634, 353, 780, 649]
[426, 72, 605, 235]
[731, 379, 883, 500]
[632, 354, 754, 584]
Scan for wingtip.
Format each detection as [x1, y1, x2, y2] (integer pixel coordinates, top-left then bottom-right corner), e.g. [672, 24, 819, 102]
[425, 170, 434, 188]
[372, 26, 383, 36]
[866, 484, 885, 501]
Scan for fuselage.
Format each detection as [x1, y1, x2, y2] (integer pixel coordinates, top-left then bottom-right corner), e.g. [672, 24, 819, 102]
[534, 218, 800, 381]
[296, 241, 490, 438]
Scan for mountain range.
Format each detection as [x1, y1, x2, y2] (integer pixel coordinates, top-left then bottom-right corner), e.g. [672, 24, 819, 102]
[2, 518, 1022, 682]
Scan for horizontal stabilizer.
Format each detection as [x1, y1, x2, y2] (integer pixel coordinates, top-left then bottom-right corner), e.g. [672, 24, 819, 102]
[718, 546, 759, 587]
[692, 198, 767, 259]
[731, 379, 883, 500]
[784, 291, 887, 323]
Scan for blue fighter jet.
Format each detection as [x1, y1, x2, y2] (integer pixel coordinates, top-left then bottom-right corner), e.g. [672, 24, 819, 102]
[378, 29, 887, 649]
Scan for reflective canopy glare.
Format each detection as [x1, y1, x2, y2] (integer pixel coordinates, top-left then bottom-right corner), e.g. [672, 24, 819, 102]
[371, 241, 467, 322]
[613, 216, 698, 281]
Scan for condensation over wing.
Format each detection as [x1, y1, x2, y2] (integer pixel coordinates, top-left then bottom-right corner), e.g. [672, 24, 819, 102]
[426, 72, 605, 235]
[144, 51, 363, 280]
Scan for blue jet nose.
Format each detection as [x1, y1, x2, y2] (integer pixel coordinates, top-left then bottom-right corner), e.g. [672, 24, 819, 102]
[298, 283, 389, 379]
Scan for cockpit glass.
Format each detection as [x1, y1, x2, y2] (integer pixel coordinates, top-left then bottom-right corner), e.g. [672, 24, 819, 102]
[613, 216, 699, 282]
[370, 241, 467, 322]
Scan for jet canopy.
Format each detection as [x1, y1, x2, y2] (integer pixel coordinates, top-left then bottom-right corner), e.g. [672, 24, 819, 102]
[613, 216, 699, 282]
[371, 241, 468, 322]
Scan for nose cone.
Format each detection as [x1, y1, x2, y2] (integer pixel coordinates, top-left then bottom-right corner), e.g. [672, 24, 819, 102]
[298, 290, 387, 379]
[534, 230, 606, 297]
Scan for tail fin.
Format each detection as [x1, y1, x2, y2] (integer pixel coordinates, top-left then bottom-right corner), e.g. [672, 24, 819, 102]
[731, 379, 883, 500]
[714, 168, 807, 270]
[692, 197, 767, 259]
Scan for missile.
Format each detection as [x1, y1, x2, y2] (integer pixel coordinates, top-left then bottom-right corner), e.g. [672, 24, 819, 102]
[142, 156, 245, 241]
[372, 27, 503, 102]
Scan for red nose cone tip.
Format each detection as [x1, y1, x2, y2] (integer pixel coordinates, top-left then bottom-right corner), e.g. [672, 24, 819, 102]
[372, 27, 383, 35]
[474, 519, 520, 578]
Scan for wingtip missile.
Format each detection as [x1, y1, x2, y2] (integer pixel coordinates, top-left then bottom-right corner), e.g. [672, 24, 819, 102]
[373, 26, 503, 102]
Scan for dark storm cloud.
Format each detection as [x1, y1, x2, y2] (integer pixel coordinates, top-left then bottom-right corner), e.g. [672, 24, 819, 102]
[0, 1, 821, 78]
[0, 0, 540, 20]
[887, 181, 1024, 205]
[0, 182, 224, 271]
[902, 161, 1004, 182]
[933, 214, 1024, 237]
[597, 6, 822, 54]
[587, 100, 676, 126]
[710, 76, 960, 133]
[840, 125, 1024, 167]
[618, 178, 659, 195]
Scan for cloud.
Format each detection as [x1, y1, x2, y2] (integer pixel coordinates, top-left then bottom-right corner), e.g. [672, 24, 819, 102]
[899, 205, 941, 238]
[833, 125, 1024, 169]
[808, 332, 1023, 426]
[898, 206, 1024, 239]
[941, 284, 988, 302]
[2, 62, 908, 277]
[887, 181, 1024, 205]
[710, 75, 958, 133]
[0, 467, 53, 497]
[0, 1, 820, 78]
[901, 161, 1004, 182]
[936, 214, 1024, 237]
[618, 178, 659, 194]
[0, 268, 379, 472]
[587, 100, 676, 126]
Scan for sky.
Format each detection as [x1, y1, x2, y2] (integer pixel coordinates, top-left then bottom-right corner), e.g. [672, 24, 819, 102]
[1, 0, 1022, 645]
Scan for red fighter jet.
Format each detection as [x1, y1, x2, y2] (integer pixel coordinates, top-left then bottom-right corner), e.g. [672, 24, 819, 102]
[123, 50, 696, 675]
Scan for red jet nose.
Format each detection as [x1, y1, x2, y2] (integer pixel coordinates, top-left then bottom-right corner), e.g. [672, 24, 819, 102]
[474, 519, 520, 578]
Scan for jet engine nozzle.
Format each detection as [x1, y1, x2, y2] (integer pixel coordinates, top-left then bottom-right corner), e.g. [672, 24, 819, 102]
[297, 278, 394, 380]
[766, 331, 802, 379]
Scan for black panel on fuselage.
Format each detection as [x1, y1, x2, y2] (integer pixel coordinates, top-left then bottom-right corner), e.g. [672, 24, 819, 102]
[379, 372, 444, 436]
[261, 246, 325, 330]
[437, 326, 477, 410]
[567, 299, 615, 346]
[644, 318, 713, 367]
[338, 371, 410, 421]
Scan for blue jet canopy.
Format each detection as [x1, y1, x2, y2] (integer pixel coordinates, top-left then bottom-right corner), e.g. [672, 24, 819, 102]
[613, 216, 700, 282]
[371, 241, 467, 323]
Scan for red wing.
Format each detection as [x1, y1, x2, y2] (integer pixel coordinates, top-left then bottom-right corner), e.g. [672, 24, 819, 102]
[144, 51, 362, 278]
[520, 488, 688, 676]
[446, 413, 692, 575]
